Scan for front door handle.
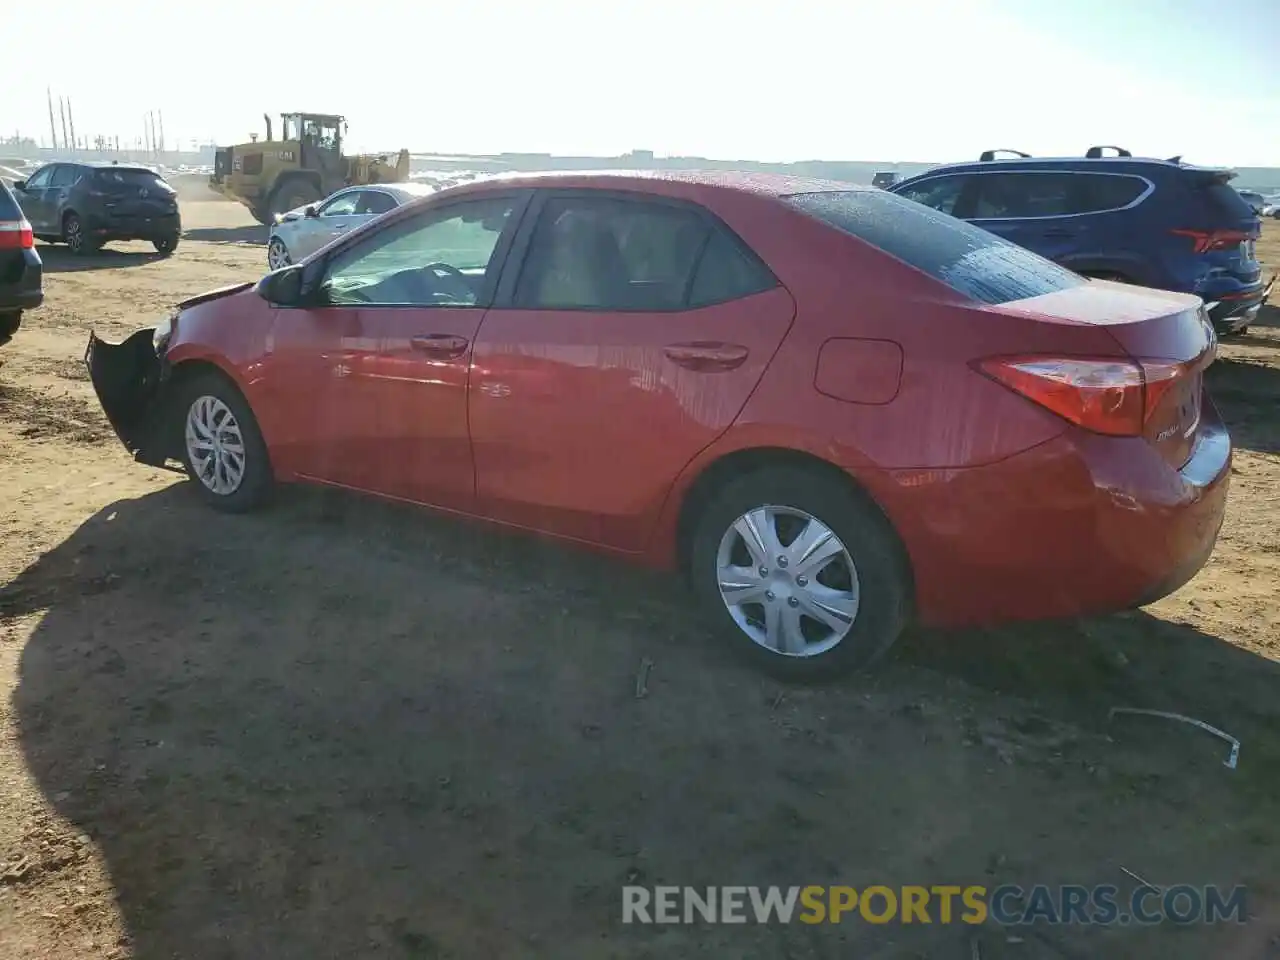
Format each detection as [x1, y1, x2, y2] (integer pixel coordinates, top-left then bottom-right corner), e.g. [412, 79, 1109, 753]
[662, 341, 750, 372]
[410, 334, 469, 358]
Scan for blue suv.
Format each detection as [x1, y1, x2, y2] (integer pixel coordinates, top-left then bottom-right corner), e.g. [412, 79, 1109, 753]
[889, 146, 1274, 335]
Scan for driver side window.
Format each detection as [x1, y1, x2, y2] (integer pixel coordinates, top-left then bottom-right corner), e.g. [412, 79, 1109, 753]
[319, 191, 360, 217]
[25, 167, 54, 189]
[320, 196, 518, 307]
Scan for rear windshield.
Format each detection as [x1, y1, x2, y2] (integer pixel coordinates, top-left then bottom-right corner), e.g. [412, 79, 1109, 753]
[1200, 182, 1257, 220]
[0, 183, 21, 219]
[784, 190, 1087, 305]
[94, 168, 173, 191]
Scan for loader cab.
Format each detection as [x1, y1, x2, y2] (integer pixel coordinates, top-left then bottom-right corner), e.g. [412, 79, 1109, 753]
[281, 112, 347, 189]
[281, 113, 344, 154]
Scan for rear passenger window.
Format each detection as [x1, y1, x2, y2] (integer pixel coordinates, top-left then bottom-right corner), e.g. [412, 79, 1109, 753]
[971, 173, 1075, 218]
[516, 196, 772, 311]
[359, 191, 398, 215]
[896, 176, 967, 215]
[688, 230, 776, 307]
[1077, 174, 1147, 213]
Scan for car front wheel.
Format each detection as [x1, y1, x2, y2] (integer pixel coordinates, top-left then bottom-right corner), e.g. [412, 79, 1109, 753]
[267, 236, 291, 270]
[690, 466, 910, 681]
[174, 372, 273, 513]
[153, 235, 179, 256]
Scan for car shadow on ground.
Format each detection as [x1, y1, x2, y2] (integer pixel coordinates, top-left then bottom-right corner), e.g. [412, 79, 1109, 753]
[1206, 352, 1280, 454]
[36, 245, 165, 274]
[6, 485, 1280, 959]
[181, 225, 267, 246]
[1250, 302, 1280, 329]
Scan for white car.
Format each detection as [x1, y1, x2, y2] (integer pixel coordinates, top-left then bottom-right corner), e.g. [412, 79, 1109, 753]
[266, 182, 436, 270]
[1263, 201, 1280, 220]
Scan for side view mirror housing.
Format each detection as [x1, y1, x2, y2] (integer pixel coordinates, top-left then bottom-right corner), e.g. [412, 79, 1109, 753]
[256, 264, 306, 306]
[11, 180, 26, 192]
[303, 205, 319, 219]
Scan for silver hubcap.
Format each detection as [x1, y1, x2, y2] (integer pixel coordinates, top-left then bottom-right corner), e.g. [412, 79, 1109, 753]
[268, 238, 290, 269]
[67, 219, 81, 249]
[716, 505, 860, 657]
[185, 395, 246, 495]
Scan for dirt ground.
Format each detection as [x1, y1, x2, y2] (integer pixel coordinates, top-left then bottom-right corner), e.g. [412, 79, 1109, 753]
[0, 198, 1278, 960]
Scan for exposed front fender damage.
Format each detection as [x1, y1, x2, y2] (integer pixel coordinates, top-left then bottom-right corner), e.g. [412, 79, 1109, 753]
[84, 328, 174, 467]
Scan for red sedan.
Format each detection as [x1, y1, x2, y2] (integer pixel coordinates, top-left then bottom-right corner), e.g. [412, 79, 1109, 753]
[86, 172, 1230, 680]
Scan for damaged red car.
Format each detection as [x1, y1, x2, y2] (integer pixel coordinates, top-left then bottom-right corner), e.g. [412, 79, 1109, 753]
[86, 172, 1230, 680]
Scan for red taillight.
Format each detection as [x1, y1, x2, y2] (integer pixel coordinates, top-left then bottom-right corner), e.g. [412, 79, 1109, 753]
[0, 219, 33, 250]
[977, 356, 1184, 437]
[1170, 228, 1250, 254]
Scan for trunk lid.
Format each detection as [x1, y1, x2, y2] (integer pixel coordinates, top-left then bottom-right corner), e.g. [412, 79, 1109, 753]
[996, 280, 1216, 469]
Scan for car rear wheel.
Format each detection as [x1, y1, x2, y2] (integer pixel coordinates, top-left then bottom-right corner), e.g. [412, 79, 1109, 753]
[267, 236, 291, 270]
[62, 213, 97, 255]
[153, 235, 179, 256]
[689, 466, 910, 681]
[174, 372, 273, 513]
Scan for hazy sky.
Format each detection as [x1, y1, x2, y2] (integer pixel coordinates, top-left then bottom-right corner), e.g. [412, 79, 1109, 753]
[8, 0, 1278, 165]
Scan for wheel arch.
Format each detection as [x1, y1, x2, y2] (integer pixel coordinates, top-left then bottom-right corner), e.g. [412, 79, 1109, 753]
[670, 445, 916, 605]
[162, 356, 276, 478]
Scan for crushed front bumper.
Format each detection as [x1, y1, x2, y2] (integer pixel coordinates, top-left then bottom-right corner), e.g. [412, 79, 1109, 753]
[84, 328, 175, 466]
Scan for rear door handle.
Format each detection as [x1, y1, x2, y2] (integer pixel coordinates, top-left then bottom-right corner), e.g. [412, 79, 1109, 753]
[662, 341, 749, 372]
[410, 334, 469, 358]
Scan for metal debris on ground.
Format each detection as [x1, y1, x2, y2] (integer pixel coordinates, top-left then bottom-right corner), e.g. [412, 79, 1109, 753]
[634, 658, 654, 699]
[1108, 707, 1240, 769]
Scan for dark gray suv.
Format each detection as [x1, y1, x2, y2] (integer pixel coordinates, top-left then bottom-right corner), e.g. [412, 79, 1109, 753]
[10, 161, 181, 256]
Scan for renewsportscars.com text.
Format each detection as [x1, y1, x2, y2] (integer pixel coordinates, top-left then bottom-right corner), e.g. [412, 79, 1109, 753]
[622, 884, 1247, 926]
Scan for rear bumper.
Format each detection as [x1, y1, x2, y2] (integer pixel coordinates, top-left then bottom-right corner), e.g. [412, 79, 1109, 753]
[84, 328, 174, 465]
[85, 211, 181, 242]
[876, 395, 1232, 629]
[1203, 273, 1274, 332]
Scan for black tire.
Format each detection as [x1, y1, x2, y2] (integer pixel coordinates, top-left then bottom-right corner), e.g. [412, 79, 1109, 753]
[62, 212, 98, 255]
[266, 235, 291, 270]
[268, 178, 321, 219]
[153, 235, 179, 256]
[172, 371, 273, 513]
[688, 466, 911, 682]
[0, 311, 19, 347]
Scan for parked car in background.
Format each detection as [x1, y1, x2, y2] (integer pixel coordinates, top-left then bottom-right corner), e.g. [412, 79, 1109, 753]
[267, 182, 436, 269]
[0, 180, 42, 346]
[9, 161, 181, 256]
[1237, 190, 1266, 214]
[1262, 199, 1280, 220]
[86, 172, 1229, 680]
[890, 147, 1272, 336]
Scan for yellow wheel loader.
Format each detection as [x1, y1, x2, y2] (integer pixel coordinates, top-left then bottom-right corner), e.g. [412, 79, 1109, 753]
[209, 113, 410, 225]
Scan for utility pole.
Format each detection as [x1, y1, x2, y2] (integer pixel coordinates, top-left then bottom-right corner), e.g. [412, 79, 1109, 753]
[47, 88, 59, 150]
[144, 114, 152, 156]
[67, 99, 77, 155]
[158, 110, 165, 155]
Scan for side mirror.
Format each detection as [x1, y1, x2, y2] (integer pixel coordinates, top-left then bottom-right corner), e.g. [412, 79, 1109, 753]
[303, 205, 319, 219]
[257, 264, 306, 306]
[11, 180, 25, 192]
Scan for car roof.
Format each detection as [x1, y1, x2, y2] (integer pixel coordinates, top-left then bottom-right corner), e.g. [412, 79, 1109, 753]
[894, 155, 1232, 185]
[432, 169, 868, 201]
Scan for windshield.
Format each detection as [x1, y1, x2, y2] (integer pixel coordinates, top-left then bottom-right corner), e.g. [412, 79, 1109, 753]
[785, 189, 1087, 304]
